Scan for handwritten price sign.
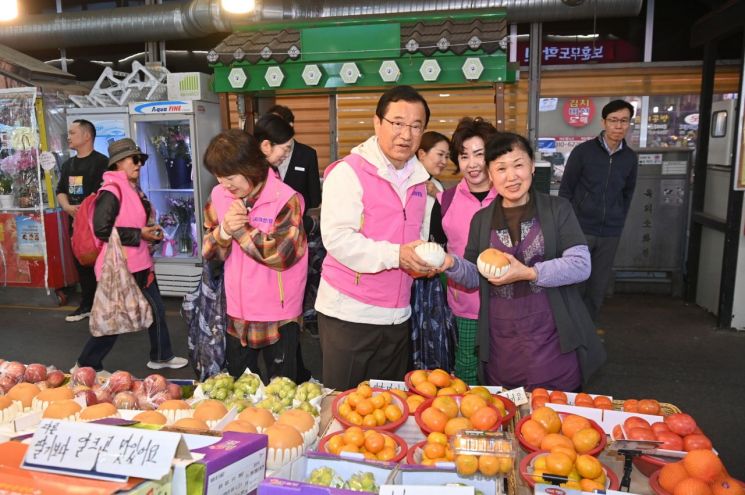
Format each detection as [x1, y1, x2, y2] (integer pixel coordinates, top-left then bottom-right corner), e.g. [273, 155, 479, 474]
[23, 419, 190, 482]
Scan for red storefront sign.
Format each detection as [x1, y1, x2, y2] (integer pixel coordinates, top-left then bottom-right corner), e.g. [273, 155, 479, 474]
[517, 40, 638, 65]
[563, 98, 595, 127]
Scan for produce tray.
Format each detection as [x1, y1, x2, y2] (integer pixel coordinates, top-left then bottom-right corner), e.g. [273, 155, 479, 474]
[611, 400, 681, 415]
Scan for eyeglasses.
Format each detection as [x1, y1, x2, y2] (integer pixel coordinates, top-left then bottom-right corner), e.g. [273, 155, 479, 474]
[131, 155, 146, 165]
[605, 118, 631, 126]
[381, 116, 424, 135]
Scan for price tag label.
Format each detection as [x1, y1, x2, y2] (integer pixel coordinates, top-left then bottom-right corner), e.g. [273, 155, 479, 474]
[380, 485, 473, 495]
[369, 380, 408, 391]
[22, 419, 190, 482]
[499, 387, 528, 406]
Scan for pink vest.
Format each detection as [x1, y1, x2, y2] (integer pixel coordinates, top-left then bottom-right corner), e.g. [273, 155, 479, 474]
[441, 179, 497, 318]
[94, 171, 153, 280]
[321, 154, 427, 308]
[211, 171, 308, 321]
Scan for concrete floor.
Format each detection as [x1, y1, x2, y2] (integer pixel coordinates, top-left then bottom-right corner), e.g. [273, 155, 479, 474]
[0, 292, 743, 477]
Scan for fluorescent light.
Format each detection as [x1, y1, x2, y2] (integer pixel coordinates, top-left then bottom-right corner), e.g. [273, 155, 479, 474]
[0, 0, 18, 22]
[439, 94, 450, 97]
[221, 0, 255, 14]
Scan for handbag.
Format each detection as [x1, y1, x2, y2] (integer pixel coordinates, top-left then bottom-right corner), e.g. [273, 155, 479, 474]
[182, 260, 226, 380]
[90, 227, 153, 337]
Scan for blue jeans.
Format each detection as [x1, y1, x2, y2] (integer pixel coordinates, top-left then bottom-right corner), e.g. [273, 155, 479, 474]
[77, 277, 175, 371]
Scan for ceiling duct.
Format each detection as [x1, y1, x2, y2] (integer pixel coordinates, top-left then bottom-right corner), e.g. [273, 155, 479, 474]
[0, 0, 642, 52]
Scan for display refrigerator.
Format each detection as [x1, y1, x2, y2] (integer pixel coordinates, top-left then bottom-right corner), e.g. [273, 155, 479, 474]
[128, 100, 220, 296]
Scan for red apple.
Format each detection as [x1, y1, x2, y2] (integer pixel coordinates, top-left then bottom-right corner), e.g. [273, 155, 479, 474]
[74, 387, 97, 406]
[46, 370, 65, 388]
[113, 391, 138, 409]
[73, 367, 97, 388]
[167, 383, 182, 400]
[143, 374, 167, 395]
[23, 363, 48, 383]
[108, 371, 134, 394]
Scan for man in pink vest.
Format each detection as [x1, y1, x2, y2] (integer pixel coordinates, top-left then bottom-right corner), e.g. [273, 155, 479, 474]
[316, 86, 433, 390]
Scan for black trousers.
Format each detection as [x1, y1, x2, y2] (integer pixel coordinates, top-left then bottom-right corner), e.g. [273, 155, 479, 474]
[317, 313, 409, 391]
[225, 321, 300, 384]
[581, 235, 621, 323]
[72, 255, 97, 310]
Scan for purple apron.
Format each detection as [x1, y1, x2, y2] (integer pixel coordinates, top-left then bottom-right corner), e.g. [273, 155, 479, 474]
[485, 218, 581, 391]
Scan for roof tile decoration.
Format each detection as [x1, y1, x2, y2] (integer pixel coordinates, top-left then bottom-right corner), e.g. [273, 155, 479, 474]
[211, 18, 506, 64]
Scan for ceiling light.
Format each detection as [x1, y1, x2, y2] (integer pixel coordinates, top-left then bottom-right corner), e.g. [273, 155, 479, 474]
[221, 0, 256, 14]
[0, 0, 18, 22]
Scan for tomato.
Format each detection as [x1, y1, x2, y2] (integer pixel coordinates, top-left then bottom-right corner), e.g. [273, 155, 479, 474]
[651, 422, 670, 435]
[655, 431, 684, 451]
[622, 399, 639, 413]
[627, 427, 657, 441]
[683, 433, 712, 451]
[638, 399, 661, 415]
[624, 417, 651, 432]
[664, 413, 697, 436]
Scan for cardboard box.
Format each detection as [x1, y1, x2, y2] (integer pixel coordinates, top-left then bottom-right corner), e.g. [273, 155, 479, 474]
[173, 431, 267, 495]
[167, 72, 217, 102]
[0, 441, 169, 495]
[260, 452, 396, 495]
[387, 464, 501, 495]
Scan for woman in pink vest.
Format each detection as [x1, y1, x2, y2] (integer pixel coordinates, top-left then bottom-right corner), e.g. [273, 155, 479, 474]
[76, 138, 188, 372]
[202, 130, 308, 383]
[441, 118, 499, 385]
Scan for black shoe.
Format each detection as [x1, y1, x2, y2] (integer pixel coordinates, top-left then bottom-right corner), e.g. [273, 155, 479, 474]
[65, 306, 91, 322]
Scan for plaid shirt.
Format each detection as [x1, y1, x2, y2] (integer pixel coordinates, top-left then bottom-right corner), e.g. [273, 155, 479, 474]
[202, 182, 306, 348]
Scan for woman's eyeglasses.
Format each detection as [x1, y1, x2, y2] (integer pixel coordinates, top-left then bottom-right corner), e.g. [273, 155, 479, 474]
[131, 155, 146, 165]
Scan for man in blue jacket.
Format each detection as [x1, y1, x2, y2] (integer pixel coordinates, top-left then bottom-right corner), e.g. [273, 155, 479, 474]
[559, 100, 638, 323]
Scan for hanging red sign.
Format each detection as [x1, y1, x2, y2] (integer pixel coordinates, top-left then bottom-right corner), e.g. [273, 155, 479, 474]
[563, 98, 595, 128]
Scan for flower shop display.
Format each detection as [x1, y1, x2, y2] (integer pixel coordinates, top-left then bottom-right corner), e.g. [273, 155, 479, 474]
[150, 125, 193, 189]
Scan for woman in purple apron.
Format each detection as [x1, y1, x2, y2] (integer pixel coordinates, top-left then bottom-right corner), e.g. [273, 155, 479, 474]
[440, 132, 606, 391]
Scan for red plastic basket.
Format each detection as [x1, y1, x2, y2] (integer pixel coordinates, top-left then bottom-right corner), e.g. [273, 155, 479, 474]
[404, 370, 469, 399]
[414, 395, 504, 436]
[317, 428, 408, 463]
[515, 413, 607, 456]
[331, 387, 409, 432]
[519, 450, 620, 489]
[649, 470, 745, 495]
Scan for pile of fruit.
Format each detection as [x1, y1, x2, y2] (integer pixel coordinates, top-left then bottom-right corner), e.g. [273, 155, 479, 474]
[654, 450, 740, 495]
[306, 467, 378, 493]
[71, 367, 182, 409]
[519, 407, 604, 454]
[335, 383, 405, 428]
[0, 360, 65, 392]
[413, 431, 515, 477]
[415, 432, 456, 466]
[258, 377, 322, 417]
[417, 393, 502, 435]
[613, 413, 713, 452]
[531, 389, 613, 410]
[406, 369, 468, 398]
[321, 426, 402, 462]
[525, 451, 611, 490]
[201, 372, 260, 411]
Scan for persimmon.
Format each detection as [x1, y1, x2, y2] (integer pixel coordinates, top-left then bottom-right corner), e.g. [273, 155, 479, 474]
[674, 478, 714, 495]
[362, 414, 377, 427]
[377, 446, 396, 461]
[420, 406, 448, 433]
[683, 449, 725, 483]
[580, 479, 605, 492]
[711, 477, 745, 495]
[576, 454, 603, 479]
[532, 388, 549, 398]
[545, 451, 573, 476]
[437, 387, 457, 396]
[455, 454, 479, 476]
[659, 461, 690, 493]
[532, 395, 549, 408]
[460, 394, 487, 418]
[451, 378, 468, 394]
[561, 414, 591, 439]
[384, 404, 403, 422]
[549, 390, 568, 404]
[431, 396, 459, 419]
[638, 399, 661, 415]
[428, 369, 451, 388]
[410, 370, 428, 386]
[573, 427, 601, 454]
[551, 446, 577, 463]
[407, 394, 426, 413]
[326, 435, 344, 454]
[373, 408, 387, 426]
[428, 432, 448, 445]
[470, 406, 500, 431]
[468, 386, 494, 404]
[532, 406, 562, 434]
[370, 394, 386, 410]
[423, 442, 446, 460]
[364, 431, 385, 454]
[574, 393, 595, 408]
[444, 417, 472, 436]
[593, 395, 613, 409]
[540, 433, 574, 452]
[343, 426, 365, 447]
[416, 381, 438, 397]
[520, 419, 547, 448]
[478, 455, 500, 476]
[623, 399, 639, 412]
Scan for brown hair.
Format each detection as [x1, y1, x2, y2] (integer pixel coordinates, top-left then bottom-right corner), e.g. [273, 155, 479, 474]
[203, 129, 270, 185]
[418, 131, 450, 154]
[449, 117, 498, 171]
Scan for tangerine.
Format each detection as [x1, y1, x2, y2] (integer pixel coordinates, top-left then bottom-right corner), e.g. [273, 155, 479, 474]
[451, 378, 468, 394]
[383, 434, 395, 449]
[423, 442, 446, 460]
[380, 391, 393, 405]
[339, 444, 360, 454]
[520, 419, 547, 448]
[562, 414, 592, 439]
[326, 435, 344, 454]
[470, 406, 500, 430]
[573, 427, 601, 454]
[377, 446, 397, 461]
[364, 431, 385, 454]
[545, 451, 573, 476]
[428, 369, 451, 388]
[416, 381, 438, 397]
[478, 455, 500, 476]
[390, 389, 408, 401]
[428, 432, 448, 445]
[356, 399, 374, 416]
[407, 394, 426, 413]
[659, 461, 690, 493]
[346, 411, 363, 426]
[343, 426, 365, 447]
[532, 406, 562, 434]
[370, 394, 386, 410]
[455, 455, 479, 476]
[421, 406, 448, 433]
[362, 414, 378, 427]
[410, 370, 428, 386]
[460, 394, 488, 418]
[356, 383, 373, 398]
[499, 457, 514, 473]
[432, 396, 459, 418]
[540, 433, 574, 452]
[445, 417, 472, 436]
[373, 408, 387, 426]
[576, 454, 603, 479]
[683, 450, 725, 483]
[674, 478, 714, 495]
[338, 402, 352, 419]
[346, 392, 362, 409]
[384, 404, 403, 422]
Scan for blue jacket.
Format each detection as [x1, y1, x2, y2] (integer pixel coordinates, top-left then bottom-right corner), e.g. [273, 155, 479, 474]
[558, 134, 638, 237]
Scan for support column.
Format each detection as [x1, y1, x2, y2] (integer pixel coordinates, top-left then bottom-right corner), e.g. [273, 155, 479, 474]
[527, 22, 542, 147]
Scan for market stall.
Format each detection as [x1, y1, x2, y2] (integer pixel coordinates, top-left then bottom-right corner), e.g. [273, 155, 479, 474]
[0, 359, 737, 495]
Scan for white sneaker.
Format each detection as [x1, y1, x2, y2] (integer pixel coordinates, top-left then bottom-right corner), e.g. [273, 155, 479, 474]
[147, 356, 188, 370]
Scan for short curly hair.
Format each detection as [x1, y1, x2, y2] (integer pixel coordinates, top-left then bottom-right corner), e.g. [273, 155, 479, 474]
[449, 117, 498, 171]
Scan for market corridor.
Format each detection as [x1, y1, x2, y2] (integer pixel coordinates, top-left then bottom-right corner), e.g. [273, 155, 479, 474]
[0, 292, 743, 474]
